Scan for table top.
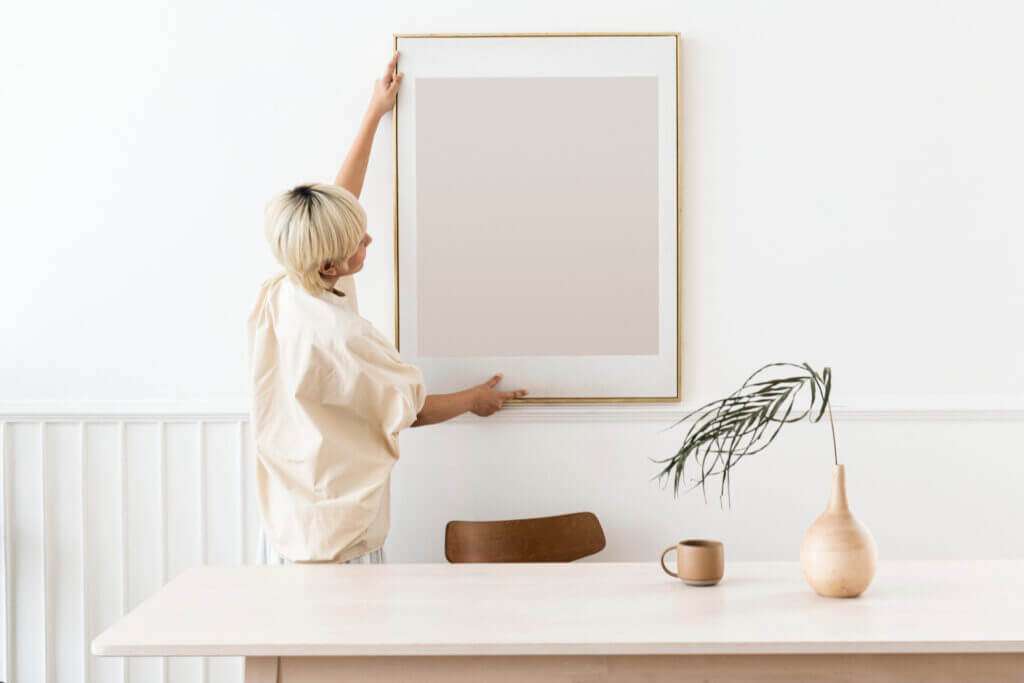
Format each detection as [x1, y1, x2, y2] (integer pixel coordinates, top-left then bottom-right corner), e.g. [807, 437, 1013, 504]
[92, 561, 1024, 657]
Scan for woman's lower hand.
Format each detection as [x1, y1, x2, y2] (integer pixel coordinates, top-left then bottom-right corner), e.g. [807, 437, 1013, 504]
[470, 373, 527, 416]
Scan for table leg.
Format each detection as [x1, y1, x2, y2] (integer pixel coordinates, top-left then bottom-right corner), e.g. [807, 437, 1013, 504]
[244, 656, 279, 683]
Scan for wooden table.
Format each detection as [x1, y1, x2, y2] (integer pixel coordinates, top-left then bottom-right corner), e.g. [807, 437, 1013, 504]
[92, 561, 1024, 682]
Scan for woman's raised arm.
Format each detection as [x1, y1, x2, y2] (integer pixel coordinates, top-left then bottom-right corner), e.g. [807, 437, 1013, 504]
[334, 53, 403, 197]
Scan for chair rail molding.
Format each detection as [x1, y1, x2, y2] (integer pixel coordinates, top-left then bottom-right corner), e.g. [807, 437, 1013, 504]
[1, 398, 1023, 423]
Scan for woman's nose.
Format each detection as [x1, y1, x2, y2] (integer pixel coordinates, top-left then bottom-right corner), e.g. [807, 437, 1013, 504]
[366, 234, 374, 246]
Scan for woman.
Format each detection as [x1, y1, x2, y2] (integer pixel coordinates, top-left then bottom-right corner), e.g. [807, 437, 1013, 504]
[248, 54, 526, 564]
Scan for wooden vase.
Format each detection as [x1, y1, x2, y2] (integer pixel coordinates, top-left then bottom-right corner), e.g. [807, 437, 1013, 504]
[800, 464, 877, 598]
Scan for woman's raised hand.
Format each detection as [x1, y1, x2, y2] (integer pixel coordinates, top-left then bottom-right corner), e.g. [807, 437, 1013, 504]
[470, 373, 528, 417]
[336, 53, 402, 195]
[368, 52, 403, 119]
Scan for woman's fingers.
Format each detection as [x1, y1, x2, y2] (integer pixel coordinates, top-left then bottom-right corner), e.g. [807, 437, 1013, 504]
[384, 52, 399, 81]
[475, 375, 526, 413]
[388, 72, 404, 93]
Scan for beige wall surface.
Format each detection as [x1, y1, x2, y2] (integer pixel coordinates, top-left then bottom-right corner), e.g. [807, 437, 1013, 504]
[415, 77, 661, 357]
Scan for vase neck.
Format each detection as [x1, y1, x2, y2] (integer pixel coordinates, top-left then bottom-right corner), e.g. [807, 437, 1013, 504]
[828, 464, 849, 512]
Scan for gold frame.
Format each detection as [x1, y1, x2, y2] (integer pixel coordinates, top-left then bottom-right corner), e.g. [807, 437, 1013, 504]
[392, 32, 682, 404]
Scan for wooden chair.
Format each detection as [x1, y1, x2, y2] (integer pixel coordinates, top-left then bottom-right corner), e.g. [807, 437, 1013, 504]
[444, 512, 606, 563]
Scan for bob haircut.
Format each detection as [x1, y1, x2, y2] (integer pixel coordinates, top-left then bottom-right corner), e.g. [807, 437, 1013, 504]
[264, 183, 367, 295]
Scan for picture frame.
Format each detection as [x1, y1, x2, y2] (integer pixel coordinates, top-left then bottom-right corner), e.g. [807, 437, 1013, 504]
[393, 32, 682, 403]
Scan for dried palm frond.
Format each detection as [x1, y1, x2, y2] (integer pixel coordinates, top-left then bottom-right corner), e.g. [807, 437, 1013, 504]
[654, 362, 837, 505]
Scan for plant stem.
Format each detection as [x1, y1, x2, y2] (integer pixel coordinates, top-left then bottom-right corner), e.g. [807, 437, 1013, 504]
[826, 402, 839, 466]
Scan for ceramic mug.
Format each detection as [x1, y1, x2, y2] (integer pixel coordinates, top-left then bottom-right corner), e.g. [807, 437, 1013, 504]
[660, 539, 725, 586]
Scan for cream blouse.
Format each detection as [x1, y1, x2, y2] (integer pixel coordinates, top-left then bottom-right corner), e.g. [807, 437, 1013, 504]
[247, 273, 426, 562]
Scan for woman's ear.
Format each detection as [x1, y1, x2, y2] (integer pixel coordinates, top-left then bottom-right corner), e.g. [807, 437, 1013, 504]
[319, 261, 340, 278]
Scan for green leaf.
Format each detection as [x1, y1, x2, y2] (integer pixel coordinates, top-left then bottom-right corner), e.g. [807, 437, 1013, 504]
[656, 362, 837, 505]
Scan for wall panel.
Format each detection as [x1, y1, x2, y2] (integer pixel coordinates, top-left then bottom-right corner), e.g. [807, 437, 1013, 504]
[2, 420, 254, 683]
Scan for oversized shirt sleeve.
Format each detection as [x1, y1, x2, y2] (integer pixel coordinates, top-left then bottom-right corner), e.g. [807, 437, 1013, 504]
[318, 320, 427, 453]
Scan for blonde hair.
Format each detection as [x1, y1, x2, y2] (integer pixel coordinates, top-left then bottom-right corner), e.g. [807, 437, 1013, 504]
[264, 183, 367, 295]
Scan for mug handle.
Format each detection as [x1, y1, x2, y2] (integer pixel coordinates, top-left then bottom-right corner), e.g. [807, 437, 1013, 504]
[660, 545, 679, 578]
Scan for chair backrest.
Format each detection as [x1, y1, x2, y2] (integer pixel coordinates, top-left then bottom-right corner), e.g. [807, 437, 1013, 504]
[444, 512, 606, 563]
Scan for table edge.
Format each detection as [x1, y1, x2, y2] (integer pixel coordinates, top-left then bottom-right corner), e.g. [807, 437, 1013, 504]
[92, 640, 1024, 658]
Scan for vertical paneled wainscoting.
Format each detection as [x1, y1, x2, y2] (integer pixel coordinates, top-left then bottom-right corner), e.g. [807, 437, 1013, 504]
[1, 418, 261, 683]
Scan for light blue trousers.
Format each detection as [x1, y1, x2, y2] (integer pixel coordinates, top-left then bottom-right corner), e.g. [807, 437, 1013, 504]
[258, 528, 386, 565]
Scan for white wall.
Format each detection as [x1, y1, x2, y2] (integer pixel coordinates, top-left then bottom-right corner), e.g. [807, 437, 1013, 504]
[3, 1, 1024, 682]
[3, 0, 1023, 408]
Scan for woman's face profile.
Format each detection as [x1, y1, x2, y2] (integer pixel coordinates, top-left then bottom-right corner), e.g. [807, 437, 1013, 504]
[319, 231, 373, 281]
[343, 231, 373, 274]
